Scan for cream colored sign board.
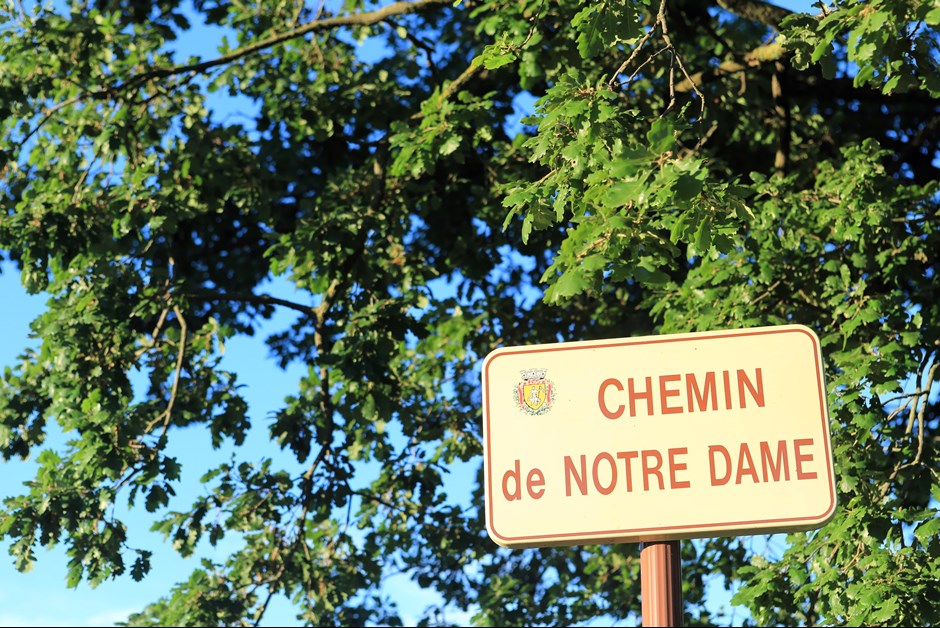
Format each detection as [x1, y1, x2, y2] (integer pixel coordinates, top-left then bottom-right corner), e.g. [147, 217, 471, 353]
[481, 325, 837, 549]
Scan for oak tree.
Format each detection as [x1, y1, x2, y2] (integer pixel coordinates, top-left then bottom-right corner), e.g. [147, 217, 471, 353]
[1, 0, 938, 625]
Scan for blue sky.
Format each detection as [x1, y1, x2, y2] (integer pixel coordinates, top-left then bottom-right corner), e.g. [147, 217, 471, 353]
[0, 264, 470, 626]
[0, 1, 821, 625]
[0, 1, 477, 622]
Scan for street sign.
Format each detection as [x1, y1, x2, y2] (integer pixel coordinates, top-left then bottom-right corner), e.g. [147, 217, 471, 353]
[481, 324, 837, 549]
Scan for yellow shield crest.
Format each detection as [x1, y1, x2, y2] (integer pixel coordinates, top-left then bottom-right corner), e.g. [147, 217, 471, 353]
[522, 381, 547, 412]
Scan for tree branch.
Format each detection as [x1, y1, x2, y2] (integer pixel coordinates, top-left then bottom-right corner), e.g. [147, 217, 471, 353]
[656, 0, 704, 117]
[115, 0, 452, 92]
[772, 60, 790, 176]
[674, 42, 785, 93]
[438, 58, 485, 105]
[186, 290, 317, 317]
[135, 303, 171, 360]
[15, 1, 453, 160]
[716, 0, 792, 31]
[19, 0, 452, 142]
[144, 305, 188, 438]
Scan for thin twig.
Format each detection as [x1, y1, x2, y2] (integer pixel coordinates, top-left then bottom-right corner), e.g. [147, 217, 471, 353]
[656, 0, 705, 118]
[624, 45, 671, 88]
[387, 17, 438, 76]
[881, 359, 938, 496]
[144, 305, 188, 437]
[18, 95, 82, 148]
[19, 0, 452, 140]
[135, 305, 170, 360]
[253, 587, 278, 628]
[608, 25, 658, 87]
[750, 279, 781, 305]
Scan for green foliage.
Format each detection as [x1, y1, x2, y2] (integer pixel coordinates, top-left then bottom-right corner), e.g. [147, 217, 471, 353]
[0, 0, 939, 626]
[782, 1, 940, 94]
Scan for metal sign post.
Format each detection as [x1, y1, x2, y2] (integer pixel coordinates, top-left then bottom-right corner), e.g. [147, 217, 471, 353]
[640, 540, 683, 627]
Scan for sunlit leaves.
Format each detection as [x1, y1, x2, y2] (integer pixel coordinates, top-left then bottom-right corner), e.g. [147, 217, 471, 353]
[1, 0, 940, 626]
[503, 75, 751, 303]
[571, 1, 647, 60]
[781, 1, 940, 95]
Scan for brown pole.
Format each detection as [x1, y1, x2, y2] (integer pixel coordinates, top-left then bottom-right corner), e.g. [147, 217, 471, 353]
[640, 540, 683, 627]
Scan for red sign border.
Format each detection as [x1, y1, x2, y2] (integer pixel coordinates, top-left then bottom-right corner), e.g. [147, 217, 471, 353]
[482, 325, 837, 547]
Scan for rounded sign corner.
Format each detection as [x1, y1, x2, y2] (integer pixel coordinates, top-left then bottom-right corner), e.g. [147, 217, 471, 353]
[481, 345, 512, 373]
[814, 493, 839, 529]
[485, 520, 514, 549]
[786, 323, 822, 345]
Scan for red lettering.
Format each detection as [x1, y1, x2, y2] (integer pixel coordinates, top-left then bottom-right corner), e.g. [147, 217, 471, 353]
[709, 445, 731, 485]
[794, 438, 817, 479]
[659, 374, 682, 414]
[735, 443, 759, 484]
[642, 450, 665, 491]
[564, 455, 588, 496]
[759, 440, 790, 482]
[600, 368, 766, 417]
[598, 378, 624, 419]
[708, 438, 817, 485]
[502, 459, 522, 501]
[526, 468, 545, 499]
[668, 448, 691, 488]
[564, 449, 696, 495]
[738, 368, 765, 408]
[616, 451, 638, 492]
[629, 376, 654, 417]
[686, 372, 717, 412]
[592, 452, 617, 495]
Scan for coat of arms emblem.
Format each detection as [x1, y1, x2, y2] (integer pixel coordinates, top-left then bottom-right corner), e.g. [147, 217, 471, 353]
[515, 368, 555, 415]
